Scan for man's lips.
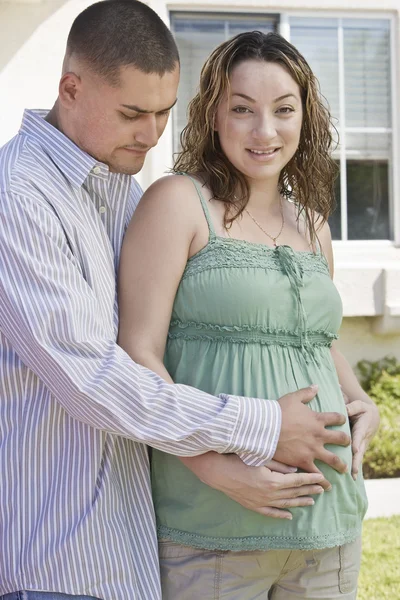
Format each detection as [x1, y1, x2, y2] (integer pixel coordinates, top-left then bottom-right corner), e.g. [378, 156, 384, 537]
[121, 147, 149, 155]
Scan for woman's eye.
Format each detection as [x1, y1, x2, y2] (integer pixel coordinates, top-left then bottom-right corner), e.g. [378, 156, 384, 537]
[232, 106, 251, 114]
[277, 106, 295, 114]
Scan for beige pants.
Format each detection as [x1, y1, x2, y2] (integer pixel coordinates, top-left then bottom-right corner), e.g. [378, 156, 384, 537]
[159, 537, 361, 600]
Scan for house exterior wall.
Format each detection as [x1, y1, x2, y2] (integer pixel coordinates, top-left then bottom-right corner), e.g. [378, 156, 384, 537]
[1, 0, 399, 367]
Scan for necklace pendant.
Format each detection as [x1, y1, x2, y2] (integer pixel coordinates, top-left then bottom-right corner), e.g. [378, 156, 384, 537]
[273, 240, 277, 247]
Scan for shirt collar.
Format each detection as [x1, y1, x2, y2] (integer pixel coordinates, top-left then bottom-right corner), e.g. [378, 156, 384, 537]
[19, 109, 109, 188]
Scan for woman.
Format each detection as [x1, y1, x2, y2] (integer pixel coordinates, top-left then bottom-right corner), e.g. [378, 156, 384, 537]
[118, 31, 379, 599]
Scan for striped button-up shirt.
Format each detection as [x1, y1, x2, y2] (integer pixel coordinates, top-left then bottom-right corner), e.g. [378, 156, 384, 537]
[0, 110, 281, 600]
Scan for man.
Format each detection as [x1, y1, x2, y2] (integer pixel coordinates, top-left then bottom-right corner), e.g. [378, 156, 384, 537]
[0, 2, 352, 599]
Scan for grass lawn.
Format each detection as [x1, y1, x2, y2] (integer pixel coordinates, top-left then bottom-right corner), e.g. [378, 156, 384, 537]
[358, 515, 400, 599]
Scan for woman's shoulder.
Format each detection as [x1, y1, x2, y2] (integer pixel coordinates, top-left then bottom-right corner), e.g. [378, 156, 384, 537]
[133, 173, 210, 235]
[141, 172, 205, 200]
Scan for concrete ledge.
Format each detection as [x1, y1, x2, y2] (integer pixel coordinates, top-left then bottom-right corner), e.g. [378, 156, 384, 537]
[364, 478, 400, 519]
[332, 244, 400, 328]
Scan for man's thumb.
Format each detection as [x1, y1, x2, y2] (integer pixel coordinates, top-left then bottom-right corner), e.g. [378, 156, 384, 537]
[299, 384, 319, 403]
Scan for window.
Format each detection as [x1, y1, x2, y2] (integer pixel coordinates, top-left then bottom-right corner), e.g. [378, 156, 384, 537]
[289, 18, 392, 241]
[170, 13, 277, 152]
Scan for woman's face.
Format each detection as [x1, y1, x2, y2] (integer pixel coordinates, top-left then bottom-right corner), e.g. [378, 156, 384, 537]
[214, 59, 303, 186]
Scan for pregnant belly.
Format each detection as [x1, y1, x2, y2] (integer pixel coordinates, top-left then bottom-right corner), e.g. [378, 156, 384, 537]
[156, 341, 366, 549]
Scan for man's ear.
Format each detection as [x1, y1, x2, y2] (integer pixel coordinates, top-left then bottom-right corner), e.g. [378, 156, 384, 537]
[58, 72, 82, 109]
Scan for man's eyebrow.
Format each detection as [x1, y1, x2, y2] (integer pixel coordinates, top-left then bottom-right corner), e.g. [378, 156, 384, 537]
[231, 92, 298, 103]
[120, 98, 178, 114]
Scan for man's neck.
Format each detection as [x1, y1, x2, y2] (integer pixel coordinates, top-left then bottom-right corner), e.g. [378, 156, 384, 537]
[45, 102, 61, 131]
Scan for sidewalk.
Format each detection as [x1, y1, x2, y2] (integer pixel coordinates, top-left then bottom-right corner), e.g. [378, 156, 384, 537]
[364, 478, 400, 519]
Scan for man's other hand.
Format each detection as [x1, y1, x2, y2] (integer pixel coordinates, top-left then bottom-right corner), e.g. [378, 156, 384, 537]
[275, 385, 350, 474]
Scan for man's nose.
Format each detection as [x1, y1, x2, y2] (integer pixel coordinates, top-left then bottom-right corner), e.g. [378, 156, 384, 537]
[134, 114, 159, 148]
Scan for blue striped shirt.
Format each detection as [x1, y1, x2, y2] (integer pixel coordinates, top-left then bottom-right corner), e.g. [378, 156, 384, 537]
[0, 110, 281, 599]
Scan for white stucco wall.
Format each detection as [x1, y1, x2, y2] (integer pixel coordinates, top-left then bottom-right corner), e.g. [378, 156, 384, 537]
[338, 317, 400, 367]
[1, 0, 399, 365]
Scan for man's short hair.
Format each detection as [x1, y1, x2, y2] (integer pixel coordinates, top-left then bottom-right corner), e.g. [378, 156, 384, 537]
[66, 0, 179, 83]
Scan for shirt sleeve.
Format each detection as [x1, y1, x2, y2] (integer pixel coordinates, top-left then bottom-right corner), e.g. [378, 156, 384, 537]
[0, 192, 281, 466]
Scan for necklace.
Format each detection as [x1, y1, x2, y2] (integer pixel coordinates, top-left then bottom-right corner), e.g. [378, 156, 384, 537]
[244, 198, 285, 247]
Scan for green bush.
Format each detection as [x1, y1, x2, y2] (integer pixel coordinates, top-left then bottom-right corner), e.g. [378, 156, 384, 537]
[357, 355, 400, 391]
[357, 357, 400, 479]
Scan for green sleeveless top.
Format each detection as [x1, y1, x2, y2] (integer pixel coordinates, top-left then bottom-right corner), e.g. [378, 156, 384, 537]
[151, 175, 367, 551]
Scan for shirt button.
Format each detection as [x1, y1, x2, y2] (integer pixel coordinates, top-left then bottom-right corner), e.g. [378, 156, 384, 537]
[92, 166, 101, 175]
[99, 206, 106, 214]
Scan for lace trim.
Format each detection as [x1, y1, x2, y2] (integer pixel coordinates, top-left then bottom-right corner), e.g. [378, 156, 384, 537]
[167, 333, 335, 347]
[157, 525, 362, 551]
[170, 320, 337, 337]
[168, 320, 338, 348]
[183, 239, 329, 281]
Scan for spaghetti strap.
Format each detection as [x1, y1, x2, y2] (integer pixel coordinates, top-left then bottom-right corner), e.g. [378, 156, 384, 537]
[180, 173, 216, 240]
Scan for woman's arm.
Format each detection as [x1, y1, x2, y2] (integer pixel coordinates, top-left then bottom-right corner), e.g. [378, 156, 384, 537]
[318, 220, 380, 479]
[118, 175, 199, 383]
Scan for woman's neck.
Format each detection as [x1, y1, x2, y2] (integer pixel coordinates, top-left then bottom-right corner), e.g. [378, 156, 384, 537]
[246, 179, 281, 213]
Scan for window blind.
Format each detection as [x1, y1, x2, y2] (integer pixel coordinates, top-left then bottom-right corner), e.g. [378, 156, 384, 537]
[290, 17, 391, 159]
[289, 18, 340, 122]
[343, 19, 391, 130]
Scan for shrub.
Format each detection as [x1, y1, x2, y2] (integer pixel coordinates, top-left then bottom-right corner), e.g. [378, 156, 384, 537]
[357, 356, 400, 391]
[357, 357, 400, 479]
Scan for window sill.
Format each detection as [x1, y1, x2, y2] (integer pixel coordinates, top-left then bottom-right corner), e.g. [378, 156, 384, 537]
[332, 242, 400, 332]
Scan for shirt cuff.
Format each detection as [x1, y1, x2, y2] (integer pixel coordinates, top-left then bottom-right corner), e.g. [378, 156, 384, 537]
[224, 395, 282, 466]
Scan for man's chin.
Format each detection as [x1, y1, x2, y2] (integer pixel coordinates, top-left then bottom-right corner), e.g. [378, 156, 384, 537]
[109, 159, 145, 176]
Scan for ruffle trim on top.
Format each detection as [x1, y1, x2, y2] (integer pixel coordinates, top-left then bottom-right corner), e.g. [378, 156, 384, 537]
[157, 525, 362, 552]
[183, 239, 330, 281]
[168, 320, 338, 349]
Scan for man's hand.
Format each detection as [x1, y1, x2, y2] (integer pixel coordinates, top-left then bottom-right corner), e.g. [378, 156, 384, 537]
[180, 453, 327, 520]
[346, 400, 380, 480]
[275, 385, 351, 473]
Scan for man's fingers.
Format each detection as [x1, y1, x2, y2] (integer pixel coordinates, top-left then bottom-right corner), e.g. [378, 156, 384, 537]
[295, 384, 319, 404]
[323, 428, 351, 447]
[318, 449, 348, 473]
[320, 411, 347, 428]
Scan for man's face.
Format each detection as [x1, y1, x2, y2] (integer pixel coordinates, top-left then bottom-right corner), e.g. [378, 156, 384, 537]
[67, 64, 179, 175]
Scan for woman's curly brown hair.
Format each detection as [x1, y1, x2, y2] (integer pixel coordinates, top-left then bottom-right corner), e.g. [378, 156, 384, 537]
[173, 31, 338, 244]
